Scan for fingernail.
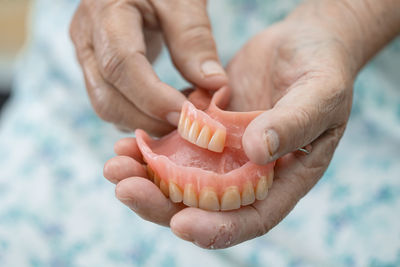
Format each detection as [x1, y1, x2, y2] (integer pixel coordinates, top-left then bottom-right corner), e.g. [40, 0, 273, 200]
[166, 112, 180, 126]
[201, 60, 226, 77]
[263, 130, 279, 158]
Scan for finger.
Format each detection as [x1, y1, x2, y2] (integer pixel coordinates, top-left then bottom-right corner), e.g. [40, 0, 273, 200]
[243, 80, 351, 164]
[171, 127, 343, 249]
[115, 178, 184, 226]
[170, 207, 265, 249]
[93, 3, 186, 125]
[154, 0, 227, 90]
[251, 126, 344, 233]
[114, 137, 144, 163]
[79, 46, 174, 135]
[103, 156, 147, 184]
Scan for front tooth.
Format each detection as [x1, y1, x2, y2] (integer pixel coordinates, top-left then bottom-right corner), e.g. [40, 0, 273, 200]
[207, 129, 226, 153]
[153, 173, 161, 187]
[183, 184, 198, 207]
[160, 179, 169, 197]
[199, 188, 220, 211]
[255, 176, 268, 200]
[169, 182, 183, 203]
[221, 186, 241, 211]
[267, 169, 274, 188]
[182, 117, 192, 138]
[177, 112, 185, 135]
[196, 126, 212, 148]
[241, 181, 255, 206]
[188, 121, 200, 144]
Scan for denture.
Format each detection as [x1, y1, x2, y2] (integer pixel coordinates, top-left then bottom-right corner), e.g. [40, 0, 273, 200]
[136, 86, 275, 211]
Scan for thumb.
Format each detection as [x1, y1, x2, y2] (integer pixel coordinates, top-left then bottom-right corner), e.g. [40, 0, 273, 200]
[154, 0, 227, 90]
[242, 83, 350, 165]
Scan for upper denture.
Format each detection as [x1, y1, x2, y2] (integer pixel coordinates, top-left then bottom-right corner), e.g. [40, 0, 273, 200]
[136, 86, 275, 211]
[178, 101, 227, 152]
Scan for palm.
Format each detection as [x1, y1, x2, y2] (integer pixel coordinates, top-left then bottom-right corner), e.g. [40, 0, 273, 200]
[105, 21, 351, 249]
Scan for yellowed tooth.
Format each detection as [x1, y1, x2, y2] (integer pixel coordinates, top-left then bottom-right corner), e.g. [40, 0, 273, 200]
[207, 129, 226, 153]
[177, 112, 185, 135]
[160, 179, 169, 197]
[199, 188, 220, 211]
[153, 173, 160, 187]
[182, 117, 192, 137]
[169, 182, 183, 203]
[183, 184, 198, 207]
[146, 165, 154, 181]
[188, 121, 200, 144]
[196, 125, 212, 149]
[221, 186, 241, 211]
[255, 176, 268, 200]
[267, 169, 274, 188]
[241, 181, 255, 206]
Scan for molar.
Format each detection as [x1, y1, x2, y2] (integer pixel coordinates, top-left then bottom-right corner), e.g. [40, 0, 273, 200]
[255, 176, 268, 200]
[154, 173, 161, 187]
[267, 168, 274, 188]
[182, 117, 192, 137]
[160, 179, 169, 197]
[146, 165, 154, 181]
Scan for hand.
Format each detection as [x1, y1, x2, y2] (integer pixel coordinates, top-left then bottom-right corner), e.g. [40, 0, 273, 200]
[70, 0, 227, 135]
[103, 18, 356, 249]
[103, 0, 400, 247]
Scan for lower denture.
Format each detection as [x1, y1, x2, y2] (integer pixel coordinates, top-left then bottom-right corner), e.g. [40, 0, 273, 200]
[136, 86, 275, 211]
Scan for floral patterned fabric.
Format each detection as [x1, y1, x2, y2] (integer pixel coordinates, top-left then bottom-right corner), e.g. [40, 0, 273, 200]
[0, 0, 399, 266]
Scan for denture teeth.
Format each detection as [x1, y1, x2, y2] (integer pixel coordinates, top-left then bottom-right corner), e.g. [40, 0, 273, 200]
[183, 184, 198, 207]
[199, 188, 220, 211]
[196, 125, 212, 149]
[178, 112, 186, 135]
[188, 121, 200, 144]
[160, 179, 169, 197]
[241, 181, 256, 206]
[154, 173, 161, 187]
[221, 186, 241, 211]
[207, 129, 226, 153]
[146, 165, 154, 181]
[255, 176, 268, 200]
[169, 182, 183, 203]
[182, 117, 192, 137]
[267, 169, 274, 188]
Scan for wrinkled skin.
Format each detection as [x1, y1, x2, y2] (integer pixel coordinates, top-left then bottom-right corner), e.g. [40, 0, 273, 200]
[70, 0, 227, 135]
[104, 20, 355, 249]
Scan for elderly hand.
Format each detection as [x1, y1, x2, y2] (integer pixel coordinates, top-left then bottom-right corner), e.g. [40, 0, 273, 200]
[70, 0, 227, 135]
[103, 0, 400, 249]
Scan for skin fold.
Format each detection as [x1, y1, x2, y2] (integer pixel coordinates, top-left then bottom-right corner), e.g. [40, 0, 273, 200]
[99, 0, 400, 249]
[70, 0, 228, 135]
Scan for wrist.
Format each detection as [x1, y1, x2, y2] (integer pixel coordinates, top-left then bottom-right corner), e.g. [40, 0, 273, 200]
[286, 0, 400, 74]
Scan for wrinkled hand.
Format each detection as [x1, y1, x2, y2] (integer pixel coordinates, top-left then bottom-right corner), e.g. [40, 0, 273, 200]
[70, 0, 227, 135]
[103, 17, 356, 248]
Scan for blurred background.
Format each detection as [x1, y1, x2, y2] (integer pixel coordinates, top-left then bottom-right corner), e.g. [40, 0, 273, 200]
[0, 0, 399, 266]
[0, 0, 30, 111]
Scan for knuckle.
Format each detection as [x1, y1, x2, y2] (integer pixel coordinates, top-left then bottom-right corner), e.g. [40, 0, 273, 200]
[178, 24, 215, 52]
[100, 50, 129, 84]
[292, 106, 313, 140]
